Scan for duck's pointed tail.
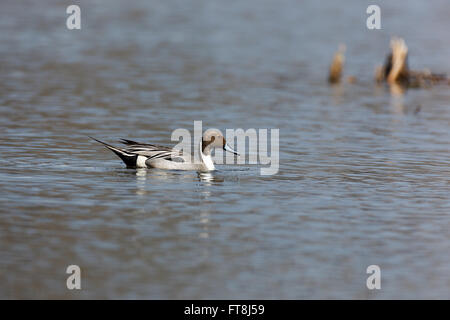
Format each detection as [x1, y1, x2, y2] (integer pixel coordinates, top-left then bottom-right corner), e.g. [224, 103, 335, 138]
[89, 136, 138, 167]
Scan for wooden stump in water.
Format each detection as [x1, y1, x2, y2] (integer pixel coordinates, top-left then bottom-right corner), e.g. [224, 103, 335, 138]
[328, 44, 346, 84]
[376, 37, 448, 88]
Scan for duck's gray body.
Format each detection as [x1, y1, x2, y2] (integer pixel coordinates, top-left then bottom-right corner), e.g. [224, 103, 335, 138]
[90, 130, 237, 172]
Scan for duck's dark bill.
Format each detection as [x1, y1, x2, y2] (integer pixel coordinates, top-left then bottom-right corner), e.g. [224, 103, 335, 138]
[224, 143, 239, 156]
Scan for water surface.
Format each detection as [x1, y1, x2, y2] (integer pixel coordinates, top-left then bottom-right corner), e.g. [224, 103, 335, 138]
[0, 0, 449, 299]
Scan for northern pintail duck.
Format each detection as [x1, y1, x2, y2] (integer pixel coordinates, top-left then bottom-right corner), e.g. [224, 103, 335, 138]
[90, 129, 238, 171]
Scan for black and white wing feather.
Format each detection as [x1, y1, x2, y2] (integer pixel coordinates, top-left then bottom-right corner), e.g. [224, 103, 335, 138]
[90, 136, 185, 167]
[119, 138, 183, 161]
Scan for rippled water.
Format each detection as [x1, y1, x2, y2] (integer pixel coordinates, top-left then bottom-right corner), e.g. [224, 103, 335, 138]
[0, 0, 449, 299]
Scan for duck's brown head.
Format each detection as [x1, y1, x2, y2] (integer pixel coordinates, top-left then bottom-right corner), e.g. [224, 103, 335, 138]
[201, 129, 239, 156]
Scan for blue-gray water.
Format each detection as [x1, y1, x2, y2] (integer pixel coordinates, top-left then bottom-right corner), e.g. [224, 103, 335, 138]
[0, 0, 449, 299]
